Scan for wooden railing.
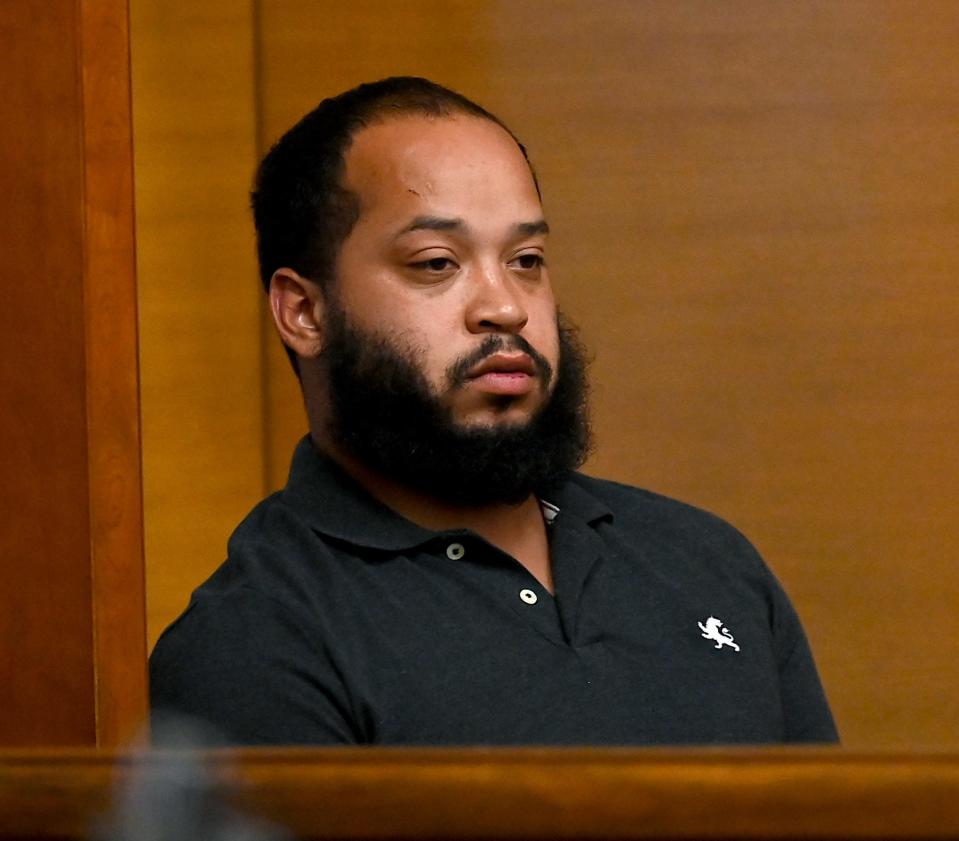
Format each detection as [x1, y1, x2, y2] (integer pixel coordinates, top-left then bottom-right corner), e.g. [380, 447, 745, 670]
[2, 748, 959, 840]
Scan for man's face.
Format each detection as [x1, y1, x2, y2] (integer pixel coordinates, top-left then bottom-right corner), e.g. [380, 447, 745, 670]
[330, 114, 559, 430]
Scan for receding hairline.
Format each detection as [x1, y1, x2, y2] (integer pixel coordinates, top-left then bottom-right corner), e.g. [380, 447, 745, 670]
[341, 108, 530, 167]
[337, 111, 541, 211]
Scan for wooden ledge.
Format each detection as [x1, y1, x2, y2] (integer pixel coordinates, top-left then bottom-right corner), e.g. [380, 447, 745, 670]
[2, 748, 958, 839]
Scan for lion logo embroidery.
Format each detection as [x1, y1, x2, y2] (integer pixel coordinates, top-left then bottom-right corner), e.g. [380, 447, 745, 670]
[698, 617, 740, 652]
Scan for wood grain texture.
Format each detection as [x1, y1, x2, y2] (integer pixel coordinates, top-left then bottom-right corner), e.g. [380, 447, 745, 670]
[0, 0, 145, 745]
[79, 0, 148, 748]
[2, 748, 959, 840]
[130, 1, 265, 648]
[0, 0, 96, 747]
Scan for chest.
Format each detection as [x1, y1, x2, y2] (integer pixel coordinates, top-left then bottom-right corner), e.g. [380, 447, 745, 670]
[320, 534, 785, 745]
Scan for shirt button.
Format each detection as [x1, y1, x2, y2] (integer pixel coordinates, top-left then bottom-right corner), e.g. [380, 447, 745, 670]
[446, 542, 465, 560]
[519, 588, 538, 605]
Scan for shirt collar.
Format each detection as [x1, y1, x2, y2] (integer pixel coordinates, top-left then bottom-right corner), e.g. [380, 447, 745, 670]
[280, 435, 612, 551]
[542, 472, 613, 528]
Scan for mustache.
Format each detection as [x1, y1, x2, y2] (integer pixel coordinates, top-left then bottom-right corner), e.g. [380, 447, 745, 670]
[446, 334, 554, 388]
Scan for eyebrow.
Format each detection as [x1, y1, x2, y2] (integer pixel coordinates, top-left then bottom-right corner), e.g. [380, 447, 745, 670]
[394, 216, 550, 239]
[396, 216, 466, 237]
[515, 220, 550, 237]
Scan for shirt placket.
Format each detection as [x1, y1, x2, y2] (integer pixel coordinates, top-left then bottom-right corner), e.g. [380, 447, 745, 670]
[438, 535, 567, 646]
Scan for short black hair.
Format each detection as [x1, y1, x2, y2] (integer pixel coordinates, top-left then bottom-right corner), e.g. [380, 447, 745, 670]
[251, 76, 537, 295]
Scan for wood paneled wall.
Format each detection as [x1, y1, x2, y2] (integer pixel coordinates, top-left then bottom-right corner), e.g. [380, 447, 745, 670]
[0, 0, 145, 746]
[130, 3, 266, 648]
[133, 1, 959, 748]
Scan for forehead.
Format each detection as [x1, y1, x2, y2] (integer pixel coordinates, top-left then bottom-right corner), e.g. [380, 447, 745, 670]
[341, 114, 542, 232]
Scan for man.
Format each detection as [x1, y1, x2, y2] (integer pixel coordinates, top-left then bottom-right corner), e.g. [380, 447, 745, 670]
[150, 77, 838, 745]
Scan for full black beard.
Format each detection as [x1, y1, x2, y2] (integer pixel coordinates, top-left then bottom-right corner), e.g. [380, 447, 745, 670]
[321, 306, 592, 506]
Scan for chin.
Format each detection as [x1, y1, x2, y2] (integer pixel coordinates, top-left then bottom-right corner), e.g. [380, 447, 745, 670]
[454, 406, 537, 431]
[452, 389, 548, 424]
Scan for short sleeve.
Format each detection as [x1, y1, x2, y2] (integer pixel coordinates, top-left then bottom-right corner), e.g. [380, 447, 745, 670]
[149, 586, 358, 745]
[769, 577, 840, 743]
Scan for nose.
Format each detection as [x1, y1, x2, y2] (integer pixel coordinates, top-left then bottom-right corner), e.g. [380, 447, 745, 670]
[464, 263, 529, 335]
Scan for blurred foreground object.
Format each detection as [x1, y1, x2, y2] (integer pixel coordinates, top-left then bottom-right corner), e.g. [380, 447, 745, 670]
[97, 719, 289, 841]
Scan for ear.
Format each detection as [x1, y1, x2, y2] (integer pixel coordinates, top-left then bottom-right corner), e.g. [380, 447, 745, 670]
[269, 268, 325, 359]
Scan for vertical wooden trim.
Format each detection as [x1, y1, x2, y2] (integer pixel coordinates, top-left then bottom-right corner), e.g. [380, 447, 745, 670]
[79, 0, 147, 747]
[0, 0, 96, 747]
[133, 0, 265, 647]
[251, 0, 275, 496]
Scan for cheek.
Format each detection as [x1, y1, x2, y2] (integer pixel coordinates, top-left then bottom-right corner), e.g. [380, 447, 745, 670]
[531, 305, 561, 365]
[336, 279, 426, 340]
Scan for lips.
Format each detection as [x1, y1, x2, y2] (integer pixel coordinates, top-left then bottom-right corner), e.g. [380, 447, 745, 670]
[464, 353, 538, 396]
[465, 353, 536, 379]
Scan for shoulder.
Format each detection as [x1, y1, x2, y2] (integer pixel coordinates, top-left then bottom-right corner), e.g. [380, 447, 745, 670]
[563, 472, 762, 560]
[566, 471, 717, 518]
[186, 489, 339, 607]
[564, 474, 819, 650]
[150, 491, 339, 675]
[556, 472, 793, 624]
[149, 491, 338, 716]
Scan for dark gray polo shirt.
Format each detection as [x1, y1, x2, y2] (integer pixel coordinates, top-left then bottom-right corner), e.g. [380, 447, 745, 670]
[150, 437, 838, 745]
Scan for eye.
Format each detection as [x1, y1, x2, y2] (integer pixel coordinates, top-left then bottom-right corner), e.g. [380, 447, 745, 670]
[410, 256, 457, 271]
[509, 252, 546, 272]
[421, 257, 456, 272]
